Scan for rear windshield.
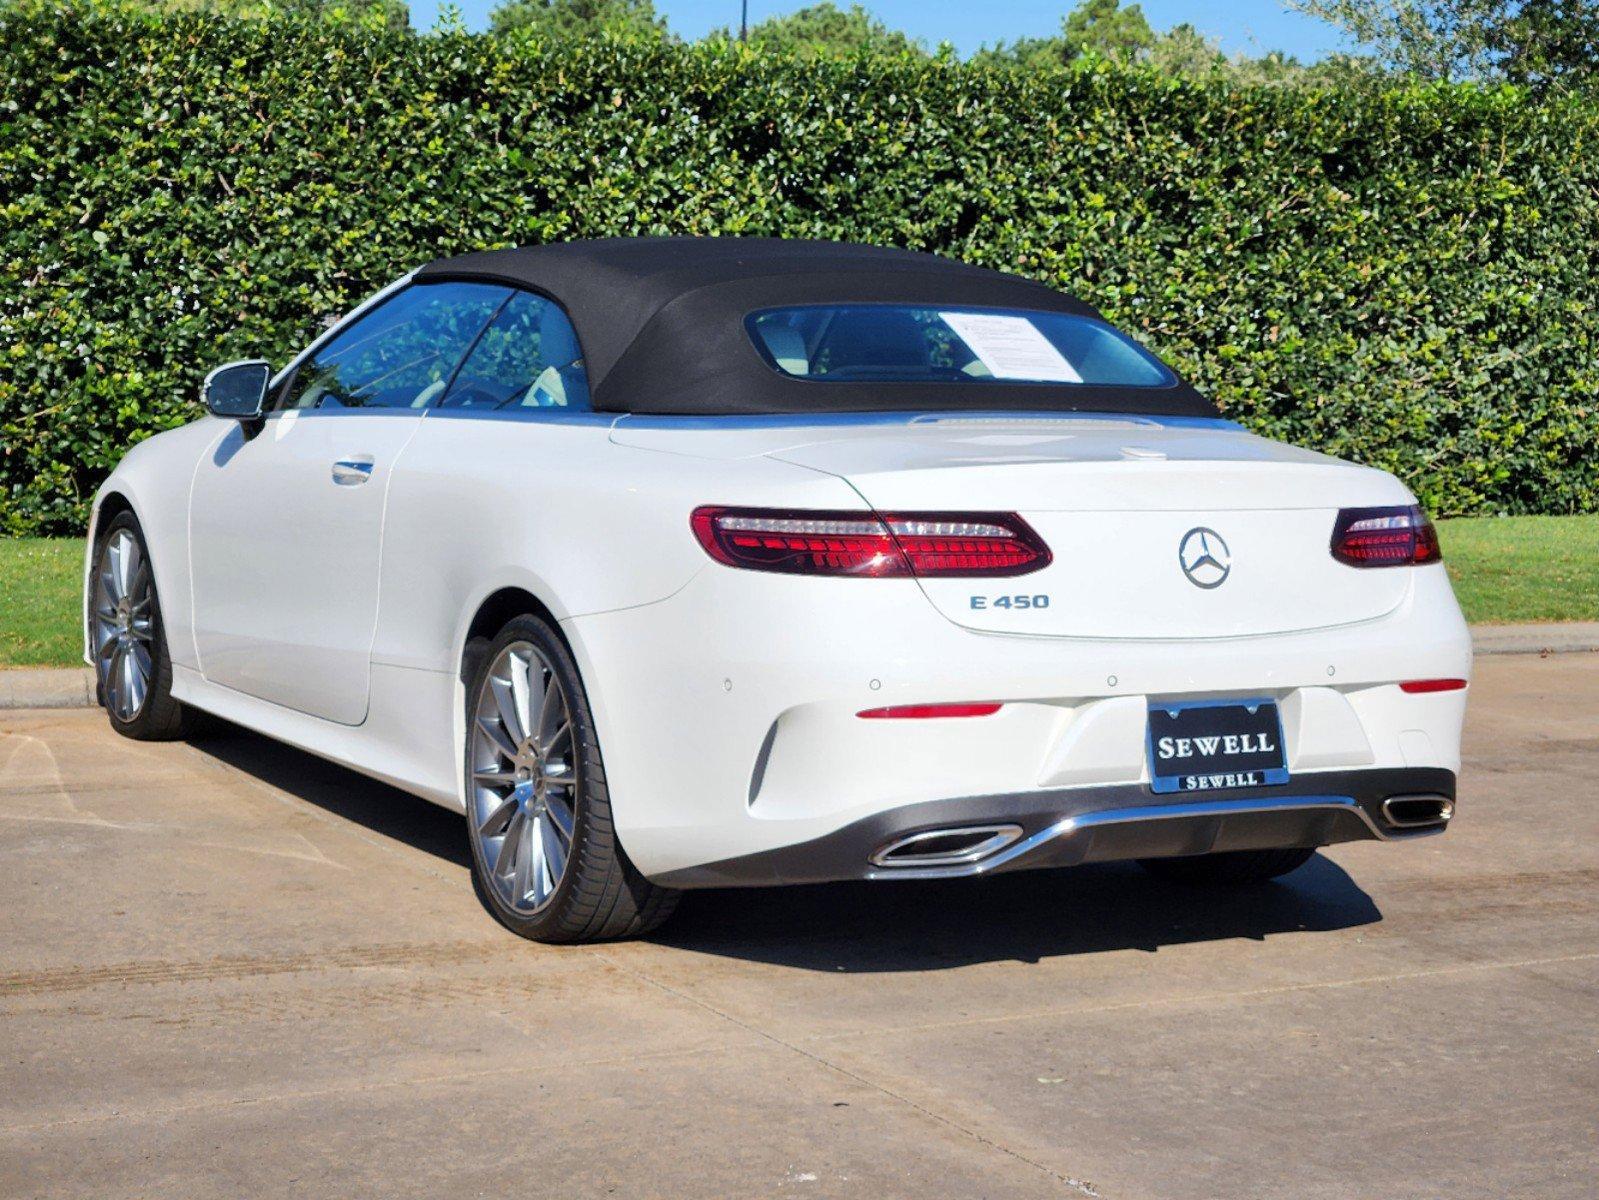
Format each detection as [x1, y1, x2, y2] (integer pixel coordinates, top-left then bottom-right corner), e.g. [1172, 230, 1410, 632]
[746, 305, 1175, 388]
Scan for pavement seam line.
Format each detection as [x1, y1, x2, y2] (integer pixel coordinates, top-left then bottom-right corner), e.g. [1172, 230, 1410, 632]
[0, 1035, 772, 1138]
[593, 951, 1102, 1198]
[798, 949, 1599, 1044]
[0, 941, 504, 996]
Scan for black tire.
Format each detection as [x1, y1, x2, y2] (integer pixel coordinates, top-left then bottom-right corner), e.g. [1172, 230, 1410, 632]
[1137, 846, 1317, 885]
[91, 511, 194, 742]
[463, 614, 679, 943]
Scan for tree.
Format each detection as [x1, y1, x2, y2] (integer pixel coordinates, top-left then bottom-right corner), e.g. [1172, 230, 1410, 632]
[1062, 0, 1155, 59]
[1143, 21, 1227, 74]
[1498, 0, 1599, 87]
[489, 0, 667, 39]
[974, 0, 1173, 69]
[1288, 0, 1599, 88]
[716, 3, 924, 58]
[972, 2, 1336, 83]
[1140, 24, 1321, 83]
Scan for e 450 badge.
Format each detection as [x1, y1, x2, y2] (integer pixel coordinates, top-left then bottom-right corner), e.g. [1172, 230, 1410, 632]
[969, 594, 1051, 610]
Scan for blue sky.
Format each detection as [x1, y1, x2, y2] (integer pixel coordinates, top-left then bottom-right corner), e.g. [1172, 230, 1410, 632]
[413, 1, 1357, 61]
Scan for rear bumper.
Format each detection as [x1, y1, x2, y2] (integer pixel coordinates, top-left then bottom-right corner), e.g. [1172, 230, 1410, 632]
[655, 766, 1455, 887]
[566, 558, 1469, 882]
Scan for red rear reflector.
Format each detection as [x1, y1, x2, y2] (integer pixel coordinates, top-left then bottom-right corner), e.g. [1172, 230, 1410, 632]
[857, 703, 1004, 719]
[1331, 505, 1442, 567]
[1399, 678, 1468, 694]
[691, 507, 1049, 577]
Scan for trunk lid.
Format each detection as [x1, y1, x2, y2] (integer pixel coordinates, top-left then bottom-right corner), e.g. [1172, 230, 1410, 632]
[613, 414, 1417, 640]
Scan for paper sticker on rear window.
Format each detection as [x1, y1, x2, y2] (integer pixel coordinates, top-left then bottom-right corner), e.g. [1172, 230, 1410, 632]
[937, 312, 1083, 383]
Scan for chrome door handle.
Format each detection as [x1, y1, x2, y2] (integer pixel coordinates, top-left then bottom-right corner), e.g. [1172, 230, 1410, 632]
[331, 458, 375, 486]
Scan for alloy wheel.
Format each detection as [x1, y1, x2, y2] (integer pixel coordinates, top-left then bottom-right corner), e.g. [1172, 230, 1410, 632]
[469, 641, 579, 914]
[92, 528, 155, 722]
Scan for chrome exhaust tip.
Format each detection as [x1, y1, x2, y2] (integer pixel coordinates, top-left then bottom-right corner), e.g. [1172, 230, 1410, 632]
[869, 824, 1024, 869]
[1381, 794, 1454, 829]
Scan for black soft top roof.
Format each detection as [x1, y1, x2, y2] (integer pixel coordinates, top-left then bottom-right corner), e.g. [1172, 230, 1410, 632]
[416, 237, 1216, 418]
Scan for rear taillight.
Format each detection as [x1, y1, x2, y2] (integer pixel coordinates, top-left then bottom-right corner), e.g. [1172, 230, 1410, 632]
[1399, 678, 1468, 694]
[1330, 505, 1442, 567]
[690, 507, 1050, 577]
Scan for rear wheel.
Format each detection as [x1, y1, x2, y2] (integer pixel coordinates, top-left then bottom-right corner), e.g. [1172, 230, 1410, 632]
[90, 512, 193, 741]
[1137, 846, 1316, 885]
[463, 615, 678, 943]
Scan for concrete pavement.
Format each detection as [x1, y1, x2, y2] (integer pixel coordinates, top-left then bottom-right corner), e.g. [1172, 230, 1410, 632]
[1, 654, 1596, 1198]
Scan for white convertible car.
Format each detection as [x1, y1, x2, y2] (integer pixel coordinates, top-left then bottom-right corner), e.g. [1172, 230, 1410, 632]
[85, 238, 1470, 942]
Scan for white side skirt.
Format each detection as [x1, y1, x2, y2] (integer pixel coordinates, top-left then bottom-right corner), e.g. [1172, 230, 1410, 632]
[171, 663, 463, 812]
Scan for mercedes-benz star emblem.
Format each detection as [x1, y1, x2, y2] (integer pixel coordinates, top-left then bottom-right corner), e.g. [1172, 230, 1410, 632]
[1178, 527, 1231, 589]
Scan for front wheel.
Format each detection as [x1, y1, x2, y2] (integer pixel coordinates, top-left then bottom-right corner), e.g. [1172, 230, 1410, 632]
[463, 615, 678, 943]
[1137, 846, 1316, 885]
[90, 511, 193, 741]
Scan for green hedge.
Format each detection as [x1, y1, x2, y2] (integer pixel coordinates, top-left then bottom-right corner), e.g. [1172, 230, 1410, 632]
[3, 3, 1596, 534]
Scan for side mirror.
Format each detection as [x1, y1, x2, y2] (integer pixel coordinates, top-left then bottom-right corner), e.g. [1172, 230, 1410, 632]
[203, 360, 272, 421]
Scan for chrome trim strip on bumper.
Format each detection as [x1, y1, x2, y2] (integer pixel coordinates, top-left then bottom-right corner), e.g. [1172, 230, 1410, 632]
[864, 793, 1443, 881]
[651, 767, 1458, 890]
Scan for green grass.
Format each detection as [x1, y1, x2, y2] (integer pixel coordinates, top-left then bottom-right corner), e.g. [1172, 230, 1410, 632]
[1438, 514, 1599, 625]
[1, 516, 1595, 667]
[0, 538, 84, 668]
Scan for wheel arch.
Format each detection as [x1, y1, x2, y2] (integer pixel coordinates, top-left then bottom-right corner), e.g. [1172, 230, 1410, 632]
[449, 583, 597, 812]
[457, 586, 572, 681]
[82, 489, 138, 665]
[91, 489, 136, 532]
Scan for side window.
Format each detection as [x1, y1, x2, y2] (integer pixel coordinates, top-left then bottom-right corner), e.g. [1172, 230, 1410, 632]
[438, 291, 591, 413]
[280, 282, 511, 411]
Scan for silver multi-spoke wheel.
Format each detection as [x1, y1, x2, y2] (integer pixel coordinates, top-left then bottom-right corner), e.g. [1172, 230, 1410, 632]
[470, 641, 578, 915]
[91, 515, 190, 742]
[463, 616, 678, 942]
[92, 527, 155, 722]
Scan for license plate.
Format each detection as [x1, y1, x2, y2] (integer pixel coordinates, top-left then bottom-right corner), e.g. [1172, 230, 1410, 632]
[1147, 699, 1289, 795]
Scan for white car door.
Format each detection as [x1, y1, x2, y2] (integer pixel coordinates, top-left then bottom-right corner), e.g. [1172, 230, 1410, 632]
[188, 281, 512, 724]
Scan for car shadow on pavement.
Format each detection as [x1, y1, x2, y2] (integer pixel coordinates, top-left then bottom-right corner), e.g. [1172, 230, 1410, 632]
[187, 722, 472, 870]
[658, 857, 1383, 972]
[184, 723, 1381, 971]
